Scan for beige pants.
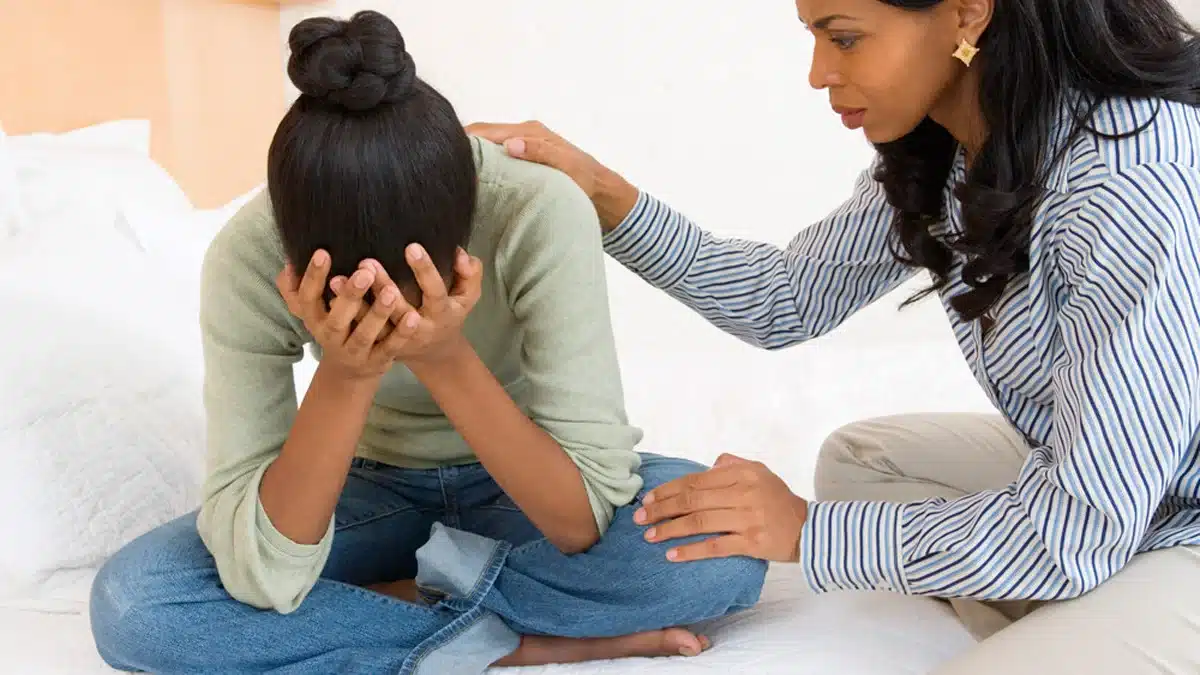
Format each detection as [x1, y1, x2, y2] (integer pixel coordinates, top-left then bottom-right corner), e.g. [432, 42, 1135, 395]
[815, 413, 1200, 675]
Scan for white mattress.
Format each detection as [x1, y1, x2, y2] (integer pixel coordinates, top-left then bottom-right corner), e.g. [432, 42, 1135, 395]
[0, 565, 977, 674]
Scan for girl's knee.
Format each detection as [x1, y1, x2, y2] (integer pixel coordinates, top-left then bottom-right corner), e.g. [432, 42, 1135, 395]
[90, 547, 156, 670]
[635, 453, 708, 492]
[89, 514, 211, 670]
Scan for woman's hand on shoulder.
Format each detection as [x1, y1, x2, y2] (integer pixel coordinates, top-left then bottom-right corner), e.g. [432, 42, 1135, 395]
[465, 120, 639, 233]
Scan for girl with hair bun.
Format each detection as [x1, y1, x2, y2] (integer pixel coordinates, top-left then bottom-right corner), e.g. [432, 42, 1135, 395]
[88, 10, 766, 674]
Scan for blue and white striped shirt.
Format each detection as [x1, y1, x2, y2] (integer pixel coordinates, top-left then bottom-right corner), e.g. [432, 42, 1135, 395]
[603, 95, 1200, 601]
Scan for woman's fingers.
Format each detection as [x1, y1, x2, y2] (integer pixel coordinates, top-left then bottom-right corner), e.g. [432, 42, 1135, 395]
[643, 508, 749, 544]
[635, 482, 749, 526]
[640, 465, 742, 507]
[466, 121, 589, 188]
[464, 120, 545, 146]
[663, 534, 753, 563]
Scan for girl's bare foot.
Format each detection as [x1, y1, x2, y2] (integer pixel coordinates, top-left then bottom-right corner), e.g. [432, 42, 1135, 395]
[367, 580, 711, 666]
[365, 579, 420, 603]
[493, 628, 711, 667]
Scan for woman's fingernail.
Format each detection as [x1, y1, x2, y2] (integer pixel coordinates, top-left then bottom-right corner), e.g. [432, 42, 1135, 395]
[679, 645, 699, 657]
[405, 312, 420, 328]
[408, 245, 424, 260]
[380, 288, 396, 306]
[644, 528, 656, 541]
[313, 250, 328, 267]
[330, 278, 343, 293]
[642, 492, 656, 505]
[634, 509, 647, 523]
[667, 549, 680, 561]
[354, 272, 371, 289]
[505, 138, 526, 156]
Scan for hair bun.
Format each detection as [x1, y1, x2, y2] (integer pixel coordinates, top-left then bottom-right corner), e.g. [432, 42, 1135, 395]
[287, 10, 416, 112]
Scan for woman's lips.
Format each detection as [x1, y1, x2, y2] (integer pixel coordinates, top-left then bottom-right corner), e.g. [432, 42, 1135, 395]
[833, 105, 867, 130]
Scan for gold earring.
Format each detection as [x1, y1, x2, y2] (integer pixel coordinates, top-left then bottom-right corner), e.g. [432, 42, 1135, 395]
[952, 38, 979, 66]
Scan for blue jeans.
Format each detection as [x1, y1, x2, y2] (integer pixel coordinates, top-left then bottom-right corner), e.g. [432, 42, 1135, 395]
[89, 453, 767, 674]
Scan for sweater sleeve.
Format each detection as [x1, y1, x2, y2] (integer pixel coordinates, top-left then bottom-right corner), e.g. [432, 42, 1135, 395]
[801, 163, 1200, 601]
[194, 201, 331, 614]
[601, 165, 917, 349]
[494, 170, 645, 534]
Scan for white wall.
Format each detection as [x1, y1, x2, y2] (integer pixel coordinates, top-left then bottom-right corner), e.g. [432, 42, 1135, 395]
[276, 1, 1200, 488]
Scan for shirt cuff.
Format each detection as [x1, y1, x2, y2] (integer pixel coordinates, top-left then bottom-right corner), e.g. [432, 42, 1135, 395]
[600, 190, 702, 290]
[254, 490, 329, 562]
[801, 500, 910, 594]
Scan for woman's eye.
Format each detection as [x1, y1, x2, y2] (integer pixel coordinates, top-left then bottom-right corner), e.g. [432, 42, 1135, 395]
[832, 35, 859, 50]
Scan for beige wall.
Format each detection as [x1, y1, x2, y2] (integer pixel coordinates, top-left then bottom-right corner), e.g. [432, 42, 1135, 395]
[0, 0, 290, 208]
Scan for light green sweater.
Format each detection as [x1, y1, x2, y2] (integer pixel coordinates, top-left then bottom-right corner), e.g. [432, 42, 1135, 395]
[195, 137, 644, 612]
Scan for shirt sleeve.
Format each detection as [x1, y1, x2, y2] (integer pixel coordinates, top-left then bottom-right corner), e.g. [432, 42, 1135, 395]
[494, 170, 645, 534]
[193, 203, 332, 614]
[601, 165, 917, 349]
[802, 162, 1200, 601]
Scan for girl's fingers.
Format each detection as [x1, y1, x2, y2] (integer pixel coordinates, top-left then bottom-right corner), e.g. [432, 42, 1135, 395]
[344, 285, 397, 356]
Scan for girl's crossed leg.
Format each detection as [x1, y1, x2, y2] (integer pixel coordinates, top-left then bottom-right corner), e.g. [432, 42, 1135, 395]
[89, 453, 767, 674]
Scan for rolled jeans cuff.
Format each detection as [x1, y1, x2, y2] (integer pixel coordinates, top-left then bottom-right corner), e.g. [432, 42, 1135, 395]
[403, 523, 519, 675]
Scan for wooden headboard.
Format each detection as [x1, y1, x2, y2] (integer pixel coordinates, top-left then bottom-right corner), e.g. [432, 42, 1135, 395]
[0, 0, 309, 208]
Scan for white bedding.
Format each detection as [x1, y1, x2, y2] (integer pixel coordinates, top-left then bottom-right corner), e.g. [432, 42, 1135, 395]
[0, 567, 977, 674]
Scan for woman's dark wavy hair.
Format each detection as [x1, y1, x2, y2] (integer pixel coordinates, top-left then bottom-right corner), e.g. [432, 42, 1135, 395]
[877, 0, 1200, 320]
[268, 10, 476, 304]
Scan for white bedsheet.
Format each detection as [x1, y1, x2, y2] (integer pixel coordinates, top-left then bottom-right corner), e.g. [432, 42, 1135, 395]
[0, 567, 976, 674]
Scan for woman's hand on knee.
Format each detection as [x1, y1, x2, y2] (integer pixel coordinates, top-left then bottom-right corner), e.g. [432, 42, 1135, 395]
[633, 454, 808, 564]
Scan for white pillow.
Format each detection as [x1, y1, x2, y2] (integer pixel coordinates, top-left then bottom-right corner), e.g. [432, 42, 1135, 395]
[1, 119, 192, 249]
[0, 228, 205, 593]
[9, 119, 152, 155]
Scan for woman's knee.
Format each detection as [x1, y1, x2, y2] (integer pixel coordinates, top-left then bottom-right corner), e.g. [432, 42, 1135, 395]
[813, 417, 895, 501]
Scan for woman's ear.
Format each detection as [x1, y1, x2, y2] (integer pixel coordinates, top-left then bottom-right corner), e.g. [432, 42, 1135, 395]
[957, 0, 993, 43]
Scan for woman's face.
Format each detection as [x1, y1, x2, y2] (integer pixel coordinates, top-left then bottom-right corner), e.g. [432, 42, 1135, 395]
[794, 0, 979, 143]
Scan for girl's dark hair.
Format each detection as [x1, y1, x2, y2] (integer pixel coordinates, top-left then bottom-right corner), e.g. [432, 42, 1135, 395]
[876, 0, 1200, 320]
[268, 10, 476, 298]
